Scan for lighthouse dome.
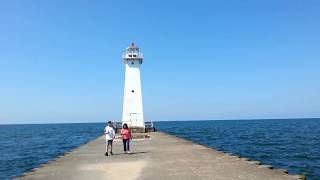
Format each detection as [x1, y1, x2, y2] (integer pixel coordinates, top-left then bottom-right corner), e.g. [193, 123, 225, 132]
[122, 42, 143, 63]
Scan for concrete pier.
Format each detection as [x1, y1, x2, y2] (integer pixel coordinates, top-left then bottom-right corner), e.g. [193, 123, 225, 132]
[17, 132, 302, 180]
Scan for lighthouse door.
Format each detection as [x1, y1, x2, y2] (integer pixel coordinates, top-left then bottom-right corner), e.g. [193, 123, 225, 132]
[129, 113, 138, 127]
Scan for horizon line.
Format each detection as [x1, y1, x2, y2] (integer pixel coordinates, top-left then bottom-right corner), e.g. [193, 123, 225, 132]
[0, 117, 319, 125]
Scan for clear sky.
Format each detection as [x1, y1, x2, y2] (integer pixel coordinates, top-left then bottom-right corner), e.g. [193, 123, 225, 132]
[0, 0, 319, 124]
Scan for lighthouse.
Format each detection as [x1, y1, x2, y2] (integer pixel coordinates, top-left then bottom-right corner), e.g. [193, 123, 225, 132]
[122, 43, 144, 128]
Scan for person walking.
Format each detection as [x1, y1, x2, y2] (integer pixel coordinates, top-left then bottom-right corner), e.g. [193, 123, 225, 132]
[104, 121, 115, 156]
[120, 123, 132, 154]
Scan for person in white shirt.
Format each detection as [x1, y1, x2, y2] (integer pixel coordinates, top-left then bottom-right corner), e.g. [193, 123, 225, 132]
[104, 121, 115, 156]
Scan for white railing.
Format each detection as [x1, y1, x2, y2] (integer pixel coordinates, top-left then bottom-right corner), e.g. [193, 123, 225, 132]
[144, 121, 154, 128]
[122, 52, 143, 59]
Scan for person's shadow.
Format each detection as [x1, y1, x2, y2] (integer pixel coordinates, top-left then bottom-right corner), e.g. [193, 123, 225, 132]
[128, 151, 148, 155]
[111, 151, 148, 156]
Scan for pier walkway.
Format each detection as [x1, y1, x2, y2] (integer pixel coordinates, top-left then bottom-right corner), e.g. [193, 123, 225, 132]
[18, 132, 301, 180]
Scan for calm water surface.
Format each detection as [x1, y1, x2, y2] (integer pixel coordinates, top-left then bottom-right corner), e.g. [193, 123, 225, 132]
[155, 119, 320, 180]
[0, 123, 104, 180]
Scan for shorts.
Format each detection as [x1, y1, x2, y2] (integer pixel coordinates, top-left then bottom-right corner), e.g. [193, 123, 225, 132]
[107, 140, 113, 145]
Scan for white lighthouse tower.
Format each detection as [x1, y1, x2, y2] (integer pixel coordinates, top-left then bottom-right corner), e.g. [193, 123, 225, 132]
[122, 43, 144, 128]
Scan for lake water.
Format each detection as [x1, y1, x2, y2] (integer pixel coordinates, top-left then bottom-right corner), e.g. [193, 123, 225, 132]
[155, 119, 320, 180]
[0, 123, 103, 180]
[0, 119, 319, 179]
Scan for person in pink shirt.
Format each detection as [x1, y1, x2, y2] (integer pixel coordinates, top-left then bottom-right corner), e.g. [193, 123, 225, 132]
[120, 123, 132, 154]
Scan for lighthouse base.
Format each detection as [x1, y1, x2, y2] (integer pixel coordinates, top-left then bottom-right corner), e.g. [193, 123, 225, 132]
[115, 127, 156, 133]
[132, 126, 156, 133]
[113, 122, 156, 133]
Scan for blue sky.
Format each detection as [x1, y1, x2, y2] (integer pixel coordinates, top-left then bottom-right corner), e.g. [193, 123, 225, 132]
[0, 0, 319, 124]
